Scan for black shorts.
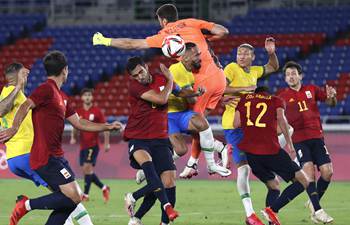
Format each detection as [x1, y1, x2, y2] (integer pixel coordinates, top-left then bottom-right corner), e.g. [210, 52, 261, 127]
[35, 156, 75, 192]
[79, 145, 99, 166]
[246, 149, 301, 183]
[294, 138, 331, 168]
[128, 138, 176, 175]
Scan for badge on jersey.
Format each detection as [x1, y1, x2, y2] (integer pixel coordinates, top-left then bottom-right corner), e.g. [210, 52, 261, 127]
[89, 114, 95, 121]
[60, 168, 72, 179]
[305, 91, 312, 99]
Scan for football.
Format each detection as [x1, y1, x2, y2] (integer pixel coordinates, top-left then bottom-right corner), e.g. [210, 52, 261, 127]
[161, 35, 186, 58]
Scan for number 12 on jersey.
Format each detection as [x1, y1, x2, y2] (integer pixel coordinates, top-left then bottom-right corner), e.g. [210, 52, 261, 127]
[244, 101, 267, 128]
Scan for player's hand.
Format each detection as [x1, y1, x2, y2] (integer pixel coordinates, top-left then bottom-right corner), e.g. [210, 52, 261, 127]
[0, 127, 18, 143]
[243, 85, 257, 92]
[70, 137, 76, 145]
[104, 143, 110, 152]
[108, 121, 124, 131]
[159, 64, 173, 82]
[196, 86, 206, 96]
[326, 85, 337, 98]
[265, 37, 276, 55]
[16, 67, 29, 89]
[222, 96, 240, 107]
[93, 32, 112, 46]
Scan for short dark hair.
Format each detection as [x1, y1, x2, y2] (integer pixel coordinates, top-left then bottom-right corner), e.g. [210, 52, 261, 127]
[80, 88, 93, 96]
[43, 50, 68, 77]
[126, 56, 146, 75]
[4, 62, 23, 76]
[156, 4, 178, 22]
[185, 42, 197, 51]
[283, 61, 302, 75]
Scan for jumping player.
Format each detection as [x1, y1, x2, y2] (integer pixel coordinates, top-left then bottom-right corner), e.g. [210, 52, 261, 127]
[123, 57, 178, 225]
[70, 88, 111, 203]
[0, 51, 122, 225]
[233, 90, 310, 225]
[278, 61, 335, 223]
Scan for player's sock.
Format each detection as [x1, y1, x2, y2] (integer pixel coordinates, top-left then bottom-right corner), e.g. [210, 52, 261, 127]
[132, 161, 169, 207]
[271, 181, 305, 213]
[47, 208, 76, 225]
[172, 152, 180, 161]
[92, 173, 104, 189]
[317, 177, 330, 200]
[199, 127, 215, 165]
[161, 187, 176, 223]
[213, 139, 225, 152]
[84, 174, 93, 194]
[266, 189, 280, 207]
[187, 156, 199, 166]
[64, 215, 74, 225]
[134, 194, 157, 219]
[70, 203, 93, 225]
[29, 192, 77, 210]
[306, 182, 321, 211]
[190, 136, 201, 159]
[237, 165, 254, 217]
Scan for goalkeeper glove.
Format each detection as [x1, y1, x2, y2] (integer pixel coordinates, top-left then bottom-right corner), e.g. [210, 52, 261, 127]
[93, 32, 111, 46]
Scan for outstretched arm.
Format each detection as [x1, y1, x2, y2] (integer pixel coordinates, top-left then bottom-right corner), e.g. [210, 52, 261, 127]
[0, 99, 34, 142]
[263, 37, 279, 76]
[207, 24, 229, 41]
[93, 32, 149, 49]
[67, 113, 122, 132]
[325, 85, 337, 107]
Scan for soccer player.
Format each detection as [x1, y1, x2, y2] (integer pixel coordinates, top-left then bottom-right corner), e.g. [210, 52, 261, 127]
[220, 39, 279, 224]
[123, 57, 178, 225]
[70, 88, 111, 202]
[0, 62, 94, 225]
[168, 42, 230, 177]
[0, 51, 122, 225]
[278, 61, 335, 223]
[92, 3, 229, 176]
[233, 90, 310, 225]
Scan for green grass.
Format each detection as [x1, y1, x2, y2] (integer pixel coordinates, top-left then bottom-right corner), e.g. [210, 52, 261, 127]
[0, 179, 349, 225]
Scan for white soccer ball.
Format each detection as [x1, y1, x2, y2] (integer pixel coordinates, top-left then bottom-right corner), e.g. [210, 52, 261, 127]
[161, 35, 186, 58]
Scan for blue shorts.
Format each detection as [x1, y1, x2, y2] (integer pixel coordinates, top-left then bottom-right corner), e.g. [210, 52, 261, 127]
[224, 128, 247, 164]
[128, 138, 176, 175]
[79, 145, 99, 166]
[7, 153, 48, 187]
[35, 156, 75, 192]
[168, 110, 196, 135]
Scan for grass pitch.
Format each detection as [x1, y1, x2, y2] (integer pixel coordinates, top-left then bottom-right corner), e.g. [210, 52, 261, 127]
[0, 179, 349, 225]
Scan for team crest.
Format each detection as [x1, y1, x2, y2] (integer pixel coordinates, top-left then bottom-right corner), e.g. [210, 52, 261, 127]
[89, 114, 95, 121]
[305, 91, 312, 99]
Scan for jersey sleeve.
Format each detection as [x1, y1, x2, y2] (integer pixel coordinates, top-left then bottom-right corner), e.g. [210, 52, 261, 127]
[29, 83, 52, 107]
[129, 81, 152, 98]
[274, 96, 286, 110]
[314, 85, 327, 102]
[146, 33, 165, 48]
[224, 63, 234, 83]
[252, 66, 265, 79]
[187, 18, 215, 30]
[170, 64, 192, 88]
[172, 82, 181, 96]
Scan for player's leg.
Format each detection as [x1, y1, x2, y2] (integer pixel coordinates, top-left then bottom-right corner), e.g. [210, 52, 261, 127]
[160, 170, 177, 224]
[168, 112, 187, 160]
[187, 113, 231, 177]
[10, 157, 81, 225]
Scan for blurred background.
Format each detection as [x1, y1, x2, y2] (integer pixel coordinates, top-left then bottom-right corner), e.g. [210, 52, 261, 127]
[0, 0, 349, 180]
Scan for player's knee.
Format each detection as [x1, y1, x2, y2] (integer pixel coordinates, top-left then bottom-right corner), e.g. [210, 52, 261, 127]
[266, 178, 280, 190]
[161, 171, 176, 188]
[174, 144, 187, 156]
[294, 171, 309, 189]
[320, 164, 333, 181]
[191, 115, 209, 131]
[302, 162, 315, 181]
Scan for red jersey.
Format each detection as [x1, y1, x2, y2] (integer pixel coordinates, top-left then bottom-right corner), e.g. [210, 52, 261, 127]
[237, 93, 285, 155]
[29, 79, 76, 169]
[278, 85, 326, 143]
[76, 106, 105, 149]
[124, 74, 168, 140]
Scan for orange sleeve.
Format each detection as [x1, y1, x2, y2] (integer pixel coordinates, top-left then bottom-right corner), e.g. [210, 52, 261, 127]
[186, 18, 215, 30]
[146, 33, 165, 48]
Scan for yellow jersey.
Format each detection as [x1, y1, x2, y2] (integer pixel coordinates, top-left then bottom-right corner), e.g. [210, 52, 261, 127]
[222, 63, 264, 129]
[0, 86, 34, 159]
[168, 62, 195, 113]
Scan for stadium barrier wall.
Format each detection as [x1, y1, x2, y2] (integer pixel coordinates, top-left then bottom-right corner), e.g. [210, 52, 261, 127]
[0, 132, 349, 181]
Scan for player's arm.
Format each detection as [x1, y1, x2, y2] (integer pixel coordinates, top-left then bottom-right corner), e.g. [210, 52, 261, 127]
[0, 99, 34, 142]
[67, 113, 122, 132]
[92, 32, 149, 49]
[262, 37, 279, 76]
[206, 24, 229, 41]
[325, 85, 337, 107]
[276, 107, 295, 153]
[176, 86, 205, 104]
[104, 131, 110, 152]
[140, 64, 174, 105]
[233, 110, 241, 128]
[224, 78, 256, 94]
[70, 128, 78, 144]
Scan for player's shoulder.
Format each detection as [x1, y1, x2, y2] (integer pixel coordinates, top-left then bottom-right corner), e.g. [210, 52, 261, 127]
[169, 62, 184, 71]
[251, 65, 264, 72]
[276, 87, 291, 96]
[0, 85, 15, 96]
[303, 84, 319, 91]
